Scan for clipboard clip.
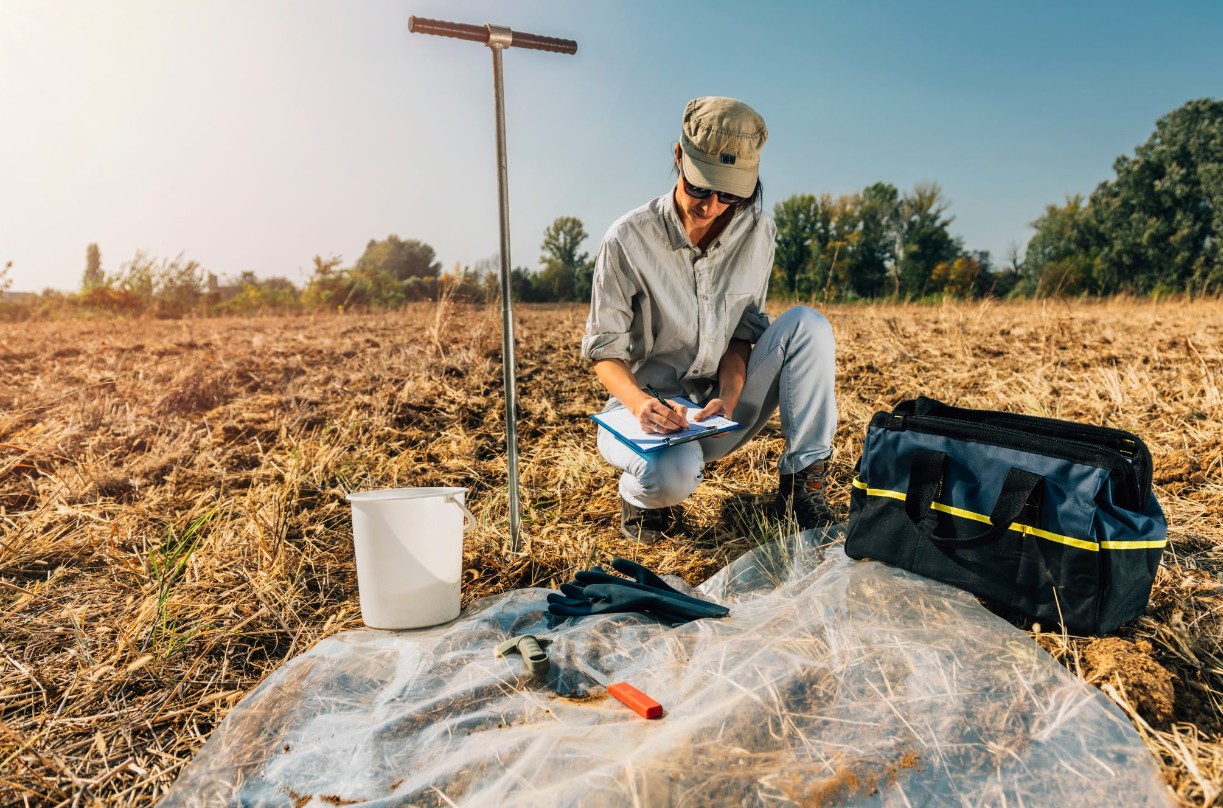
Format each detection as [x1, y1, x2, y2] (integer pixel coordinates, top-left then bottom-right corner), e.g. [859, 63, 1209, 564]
[662, 424, 719, 446]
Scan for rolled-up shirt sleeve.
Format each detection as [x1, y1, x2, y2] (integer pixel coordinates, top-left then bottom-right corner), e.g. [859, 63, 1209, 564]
[581, 237, 637, 362]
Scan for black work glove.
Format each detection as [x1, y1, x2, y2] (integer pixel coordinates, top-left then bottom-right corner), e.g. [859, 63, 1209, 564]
[546, 558, 729, 626]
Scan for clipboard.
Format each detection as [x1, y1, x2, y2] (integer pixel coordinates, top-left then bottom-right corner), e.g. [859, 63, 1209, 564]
[590, 397, 740, 457]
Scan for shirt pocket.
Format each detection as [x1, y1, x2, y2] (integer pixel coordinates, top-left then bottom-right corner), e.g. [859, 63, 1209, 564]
[721, 293, 754, 340]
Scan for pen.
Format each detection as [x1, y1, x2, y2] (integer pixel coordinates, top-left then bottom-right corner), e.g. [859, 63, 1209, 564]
[643, 384, 675, 413]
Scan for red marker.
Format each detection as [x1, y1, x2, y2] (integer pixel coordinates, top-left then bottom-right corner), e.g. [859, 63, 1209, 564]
[574, 658, 663, 720]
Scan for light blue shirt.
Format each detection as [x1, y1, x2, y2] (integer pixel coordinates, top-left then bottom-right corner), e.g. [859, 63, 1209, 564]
[582, 191, 775, 404]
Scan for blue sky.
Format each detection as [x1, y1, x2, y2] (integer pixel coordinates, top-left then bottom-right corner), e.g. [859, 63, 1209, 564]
[2, 1, 1221, 293]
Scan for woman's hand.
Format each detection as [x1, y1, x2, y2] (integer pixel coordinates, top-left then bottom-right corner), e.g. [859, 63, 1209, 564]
[590, 358, 689, 434]
[693, 396, 737, 437]
[633, 395, 689, 434]
[694, 397, 729, 421]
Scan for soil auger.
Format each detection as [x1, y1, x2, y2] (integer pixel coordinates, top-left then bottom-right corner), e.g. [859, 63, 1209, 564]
[408, 16, 577, 553]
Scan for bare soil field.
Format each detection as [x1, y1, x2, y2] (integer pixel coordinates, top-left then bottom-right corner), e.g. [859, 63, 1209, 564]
[1, 298, 1221, 805]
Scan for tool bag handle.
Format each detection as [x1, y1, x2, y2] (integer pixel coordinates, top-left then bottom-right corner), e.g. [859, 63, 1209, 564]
[408, 16, 579, 55]
[905, 450, 1043, 548]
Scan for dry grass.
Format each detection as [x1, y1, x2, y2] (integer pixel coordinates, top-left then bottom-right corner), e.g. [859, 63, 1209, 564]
[1, 298, 1220, 806]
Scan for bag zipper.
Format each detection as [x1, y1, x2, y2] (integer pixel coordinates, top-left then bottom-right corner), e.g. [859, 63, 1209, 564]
[901, 398, 1153, 508]
[908, 397, 1146, 461]
[878, 411, 1150, 510]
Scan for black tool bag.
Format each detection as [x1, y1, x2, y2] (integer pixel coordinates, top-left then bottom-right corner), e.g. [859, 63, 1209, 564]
[845, 396, 1166, 635]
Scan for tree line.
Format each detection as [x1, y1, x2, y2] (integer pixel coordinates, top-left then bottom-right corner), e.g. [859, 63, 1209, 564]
[0, 215, 595, 320]
[771, 181, 1006, 300]
[2, 98, 1217, 319]
[772, 97, 1221, 300]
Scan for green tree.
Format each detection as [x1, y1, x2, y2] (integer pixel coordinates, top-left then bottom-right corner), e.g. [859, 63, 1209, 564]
[153, 253, 206, 313]
[772, 194, 821, 298]
[539, 216, 593, 302]
[1090, 98, 1223, 295]
[110, 252, 205, 315]
[993, 242, 1025, 298]
[83, 243, 105, 292]
[354, 235, 441, 282]
[929, 255, 981, 298]
[511, 266, 546, 302]
[967, 250, 997, 298]
[775, 186, 902, 301]
[1024, 195, 1101, 296]
[303, 255, 349, 308]
[897, 182, 960, 298]
[349, 236, 441, 306]
[0, 260, 11, 296]
[217, 272, 299, 313]
[536, 261, 573, 301]
[468, 255, 504, 304]
[117, 251, 157, 303]
[352, 262, 411, 307]
[848, 183, 900, 298]
[811, 194, 862, 301]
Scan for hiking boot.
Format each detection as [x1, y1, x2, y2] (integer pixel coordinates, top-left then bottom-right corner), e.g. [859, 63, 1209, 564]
[775, 460, 838, 530]
[620, 498, 678, 543]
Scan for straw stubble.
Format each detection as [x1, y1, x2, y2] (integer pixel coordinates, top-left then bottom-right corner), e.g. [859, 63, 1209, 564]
[0, 298, 1220, 805]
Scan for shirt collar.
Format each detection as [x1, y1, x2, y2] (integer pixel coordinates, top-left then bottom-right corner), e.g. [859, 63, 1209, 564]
[660, 191, 691, 251]
[659, 189, 739, 254]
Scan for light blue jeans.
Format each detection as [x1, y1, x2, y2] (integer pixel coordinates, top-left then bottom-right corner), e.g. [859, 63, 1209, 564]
[597, 306, 837, 509]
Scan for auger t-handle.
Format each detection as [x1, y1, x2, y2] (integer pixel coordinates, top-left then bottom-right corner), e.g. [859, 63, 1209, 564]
[408, 16, 578, 54]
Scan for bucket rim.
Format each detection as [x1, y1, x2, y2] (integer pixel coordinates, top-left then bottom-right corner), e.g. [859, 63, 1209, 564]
[347, 486, 468, 503]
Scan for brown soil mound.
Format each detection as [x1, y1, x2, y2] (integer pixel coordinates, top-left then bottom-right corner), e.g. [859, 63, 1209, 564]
[1083, 638, 1177, 727]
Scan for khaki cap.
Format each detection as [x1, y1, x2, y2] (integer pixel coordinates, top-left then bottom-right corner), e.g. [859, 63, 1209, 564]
[679, 96, 768, 198]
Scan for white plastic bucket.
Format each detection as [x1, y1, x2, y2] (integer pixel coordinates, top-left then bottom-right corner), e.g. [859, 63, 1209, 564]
[347, 487, 475, 629]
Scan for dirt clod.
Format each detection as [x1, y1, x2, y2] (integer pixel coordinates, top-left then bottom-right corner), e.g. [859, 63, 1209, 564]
[1082, 638, 1176, 727]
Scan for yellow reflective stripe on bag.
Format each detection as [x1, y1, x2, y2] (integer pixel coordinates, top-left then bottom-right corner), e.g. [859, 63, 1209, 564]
[850, 477, 1167, 553]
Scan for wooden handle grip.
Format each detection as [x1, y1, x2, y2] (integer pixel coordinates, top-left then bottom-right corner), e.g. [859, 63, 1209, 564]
[608, 682, 663, 720]
[408, 16, 577, 54]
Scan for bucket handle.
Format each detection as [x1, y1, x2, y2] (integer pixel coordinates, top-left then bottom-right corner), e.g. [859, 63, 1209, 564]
[448, 495, 477, 533]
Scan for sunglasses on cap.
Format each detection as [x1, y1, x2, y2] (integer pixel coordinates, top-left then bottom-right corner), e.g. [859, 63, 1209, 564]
[680, 168, 744, 206]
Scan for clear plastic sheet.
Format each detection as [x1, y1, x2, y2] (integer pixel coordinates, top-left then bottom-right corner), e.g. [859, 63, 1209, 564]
[162, 528, 1170, 806]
